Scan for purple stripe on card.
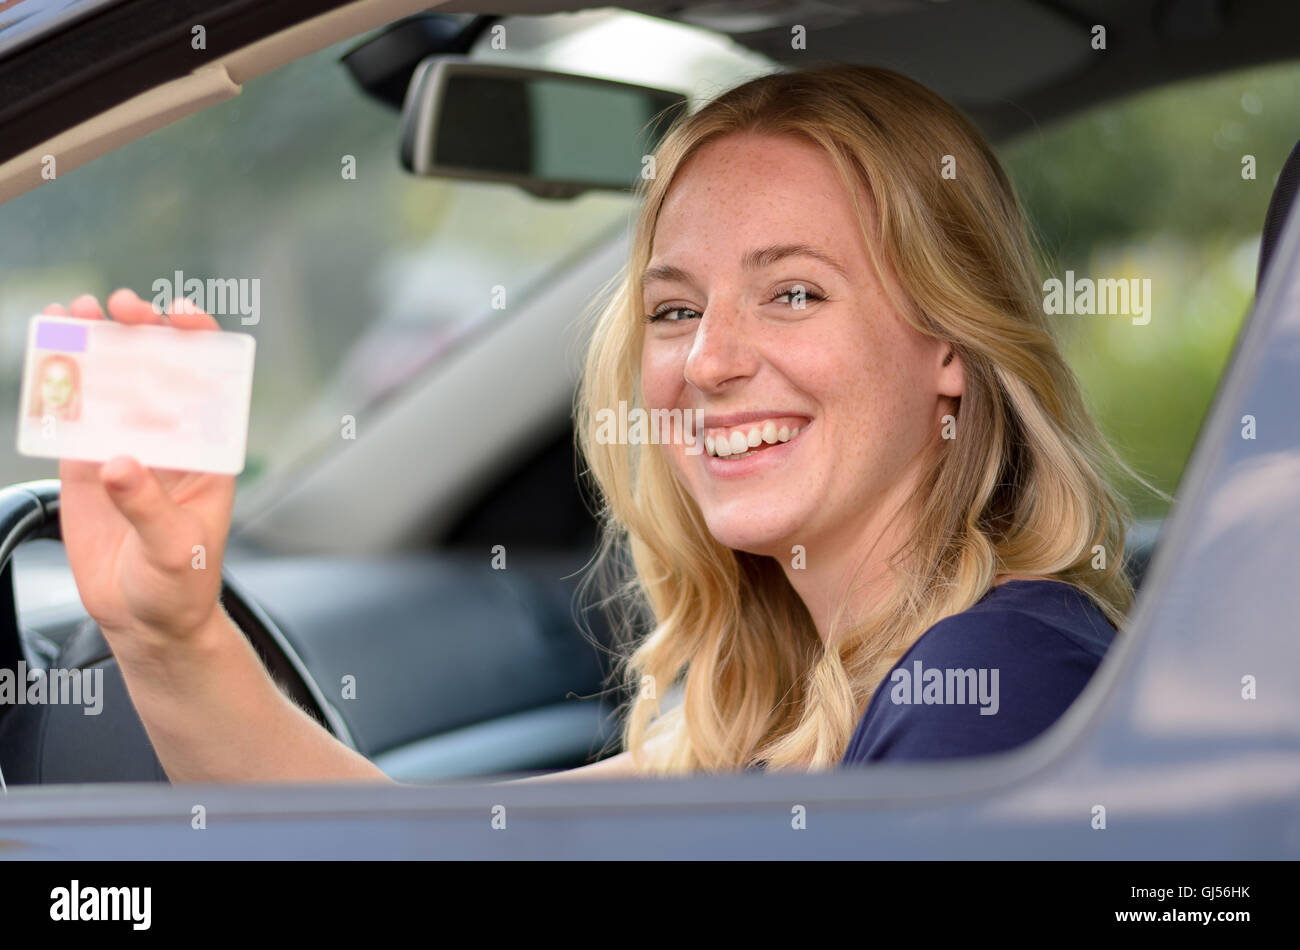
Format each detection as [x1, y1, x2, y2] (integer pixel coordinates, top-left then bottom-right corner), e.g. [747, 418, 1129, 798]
[35, 321, 88, 352]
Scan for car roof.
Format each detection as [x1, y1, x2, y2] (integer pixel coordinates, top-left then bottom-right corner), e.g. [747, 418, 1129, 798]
[4, 0, 1300, 172]
[610, 0, 1300, 137]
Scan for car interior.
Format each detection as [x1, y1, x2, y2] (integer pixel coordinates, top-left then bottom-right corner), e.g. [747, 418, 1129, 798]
[1, 0, 1299, 789]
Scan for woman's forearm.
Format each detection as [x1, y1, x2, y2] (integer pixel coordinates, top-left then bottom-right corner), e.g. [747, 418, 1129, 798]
[106, 607, 392, 784]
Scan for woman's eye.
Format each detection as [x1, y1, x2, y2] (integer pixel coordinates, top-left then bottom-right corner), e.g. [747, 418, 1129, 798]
[771, 286, 825, 308]
[647, 306, 702, 323]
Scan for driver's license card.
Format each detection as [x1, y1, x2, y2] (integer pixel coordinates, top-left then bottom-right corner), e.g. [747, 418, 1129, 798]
[15, 315, 256, 475]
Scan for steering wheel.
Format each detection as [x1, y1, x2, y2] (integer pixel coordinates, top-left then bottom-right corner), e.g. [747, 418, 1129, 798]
[0, 479, 356, 785]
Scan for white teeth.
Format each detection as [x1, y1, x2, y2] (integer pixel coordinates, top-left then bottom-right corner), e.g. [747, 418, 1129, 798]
[702, 420, 809, 457]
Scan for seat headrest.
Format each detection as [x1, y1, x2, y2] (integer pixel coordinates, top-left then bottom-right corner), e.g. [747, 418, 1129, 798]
[1259, 139, 1300, 290]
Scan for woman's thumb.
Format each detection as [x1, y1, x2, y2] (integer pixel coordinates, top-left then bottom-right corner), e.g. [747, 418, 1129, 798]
[101, 457, 191, 565]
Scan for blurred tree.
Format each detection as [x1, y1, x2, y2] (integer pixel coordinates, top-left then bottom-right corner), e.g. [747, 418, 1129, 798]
[1000, 60, 1300, 518]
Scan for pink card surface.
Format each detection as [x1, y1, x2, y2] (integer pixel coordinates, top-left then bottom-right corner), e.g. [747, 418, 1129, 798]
[16, 315, 256, 475]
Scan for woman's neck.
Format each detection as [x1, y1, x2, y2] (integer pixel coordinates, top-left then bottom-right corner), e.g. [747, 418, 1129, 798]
[777, 469, 924, 645]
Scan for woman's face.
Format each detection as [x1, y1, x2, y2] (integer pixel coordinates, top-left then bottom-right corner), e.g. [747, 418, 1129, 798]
[640, 132, 962, 561]
[40, 360, 75, 411]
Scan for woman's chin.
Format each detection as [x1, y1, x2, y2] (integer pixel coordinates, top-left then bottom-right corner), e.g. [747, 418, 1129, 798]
[703, 514, 805, 560]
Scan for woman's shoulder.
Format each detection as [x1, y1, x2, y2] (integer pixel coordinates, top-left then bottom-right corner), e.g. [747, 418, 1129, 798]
[919, 577, 1117, 662]
[840, 578, 1118, 766]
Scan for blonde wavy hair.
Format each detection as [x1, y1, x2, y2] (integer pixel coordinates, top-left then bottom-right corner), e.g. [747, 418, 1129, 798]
[575, 64, 1145, 774]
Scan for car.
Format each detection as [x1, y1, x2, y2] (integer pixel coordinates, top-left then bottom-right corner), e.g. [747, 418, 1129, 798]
[0, 0, 1297, 860]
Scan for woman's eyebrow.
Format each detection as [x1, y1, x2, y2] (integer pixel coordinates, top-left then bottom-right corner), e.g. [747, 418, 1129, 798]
[641, 261, 694, 289]
[742, 243, 850, 280]
[641, 243, 849, 289]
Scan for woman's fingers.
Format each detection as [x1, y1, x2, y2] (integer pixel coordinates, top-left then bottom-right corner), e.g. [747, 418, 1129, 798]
[166, 296, 220, 330]
[49, 291, 218, 331]
[68, 295, 106, 321]
[105, 288, 166, 325]
[45, 296, 105, 319]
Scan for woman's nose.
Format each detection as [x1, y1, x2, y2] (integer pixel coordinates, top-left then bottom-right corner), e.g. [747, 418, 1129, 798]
[682, 301, 761, 392]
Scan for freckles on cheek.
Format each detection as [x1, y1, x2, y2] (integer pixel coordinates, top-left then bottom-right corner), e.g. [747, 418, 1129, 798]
[820, 342, 902, 449]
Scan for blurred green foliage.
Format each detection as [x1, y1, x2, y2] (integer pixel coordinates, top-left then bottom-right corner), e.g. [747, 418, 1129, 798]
[1001, 59, 1300, 517]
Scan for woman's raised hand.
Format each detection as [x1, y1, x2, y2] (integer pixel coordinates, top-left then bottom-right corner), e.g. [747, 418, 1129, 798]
[47, 289, 236, 650]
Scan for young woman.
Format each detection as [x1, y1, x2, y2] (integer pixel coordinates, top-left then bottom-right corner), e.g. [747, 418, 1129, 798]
[29, 353, 83, 422]
[49, 65, 1138, 782]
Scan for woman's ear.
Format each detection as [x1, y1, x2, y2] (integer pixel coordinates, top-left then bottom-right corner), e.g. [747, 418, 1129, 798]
[937, 345, 964, 399]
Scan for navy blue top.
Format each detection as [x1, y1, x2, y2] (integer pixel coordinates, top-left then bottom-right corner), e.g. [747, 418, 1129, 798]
[840, 579, 1116, 765]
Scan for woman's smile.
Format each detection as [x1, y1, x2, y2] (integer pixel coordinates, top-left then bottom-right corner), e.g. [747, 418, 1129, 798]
[699, 417, 812, 477]
[700, 412, 810, 456]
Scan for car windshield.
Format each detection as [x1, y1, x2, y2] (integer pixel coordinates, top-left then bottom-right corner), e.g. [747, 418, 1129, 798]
[0, 10, 775, 491]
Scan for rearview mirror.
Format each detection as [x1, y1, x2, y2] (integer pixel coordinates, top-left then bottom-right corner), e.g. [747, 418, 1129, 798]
[399, 56, 689, 199]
